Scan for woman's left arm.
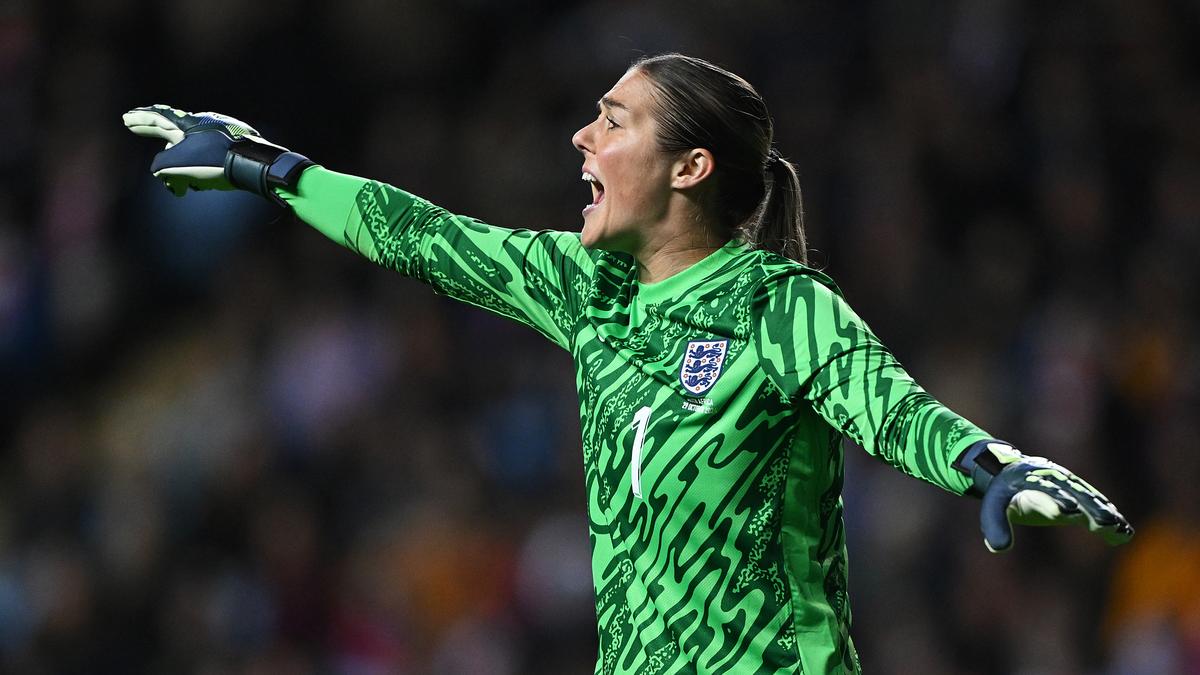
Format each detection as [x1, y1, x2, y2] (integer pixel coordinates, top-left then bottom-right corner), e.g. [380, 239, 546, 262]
[753, 270, 988, 494]
[753, 271, 1134, 550]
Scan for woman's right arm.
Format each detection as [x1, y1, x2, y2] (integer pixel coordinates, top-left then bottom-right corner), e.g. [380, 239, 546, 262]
[123, 106, 593, 351]
[281, 166, 594, 351]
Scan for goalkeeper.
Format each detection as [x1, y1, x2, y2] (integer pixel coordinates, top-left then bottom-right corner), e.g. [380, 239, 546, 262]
[125, 54, 1133, 675]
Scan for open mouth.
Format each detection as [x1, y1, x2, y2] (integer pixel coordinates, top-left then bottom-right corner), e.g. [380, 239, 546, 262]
[582, 171, 605, 213]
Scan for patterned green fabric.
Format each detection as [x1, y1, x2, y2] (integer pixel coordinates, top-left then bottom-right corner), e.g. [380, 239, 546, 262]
[283, 167, 992, 674]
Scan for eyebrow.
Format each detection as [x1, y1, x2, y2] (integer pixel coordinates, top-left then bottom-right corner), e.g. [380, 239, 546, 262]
[598, 96, 629, 112]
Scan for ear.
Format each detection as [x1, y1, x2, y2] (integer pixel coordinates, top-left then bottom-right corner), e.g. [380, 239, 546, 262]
[671, 148, 715, 190]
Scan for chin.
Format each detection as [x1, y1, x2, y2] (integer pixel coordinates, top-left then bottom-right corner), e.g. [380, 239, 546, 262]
[580, 219, 611, 250]
[581, 215, 637, 253]
[580, 222, 601, 249]
[581, 227, 623, 253]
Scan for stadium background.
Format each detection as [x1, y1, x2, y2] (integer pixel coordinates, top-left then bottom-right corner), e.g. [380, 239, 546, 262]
[3, 0, 1199, 672]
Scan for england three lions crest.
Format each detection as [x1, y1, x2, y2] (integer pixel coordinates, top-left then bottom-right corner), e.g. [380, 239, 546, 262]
[680, 339, 729, 396]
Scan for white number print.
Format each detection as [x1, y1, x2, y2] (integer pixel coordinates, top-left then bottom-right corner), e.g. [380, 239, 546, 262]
[630, 406, 652, 498]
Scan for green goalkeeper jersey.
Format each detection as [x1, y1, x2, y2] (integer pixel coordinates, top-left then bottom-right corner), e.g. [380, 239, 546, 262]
[282, 167, 992, 674]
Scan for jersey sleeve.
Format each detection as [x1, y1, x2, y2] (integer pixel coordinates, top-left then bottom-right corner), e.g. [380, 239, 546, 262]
[752, 270, 991, 495]
[278, 166, 594, 351]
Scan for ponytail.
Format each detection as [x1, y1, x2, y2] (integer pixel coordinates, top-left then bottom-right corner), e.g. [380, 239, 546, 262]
[747, 150, 807, 264]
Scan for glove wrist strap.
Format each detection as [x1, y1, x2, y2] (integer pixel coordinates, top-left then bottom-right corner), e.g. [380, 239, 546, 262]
[953, 439, 1012, 496]
[224, 140, 314, 207]
[266, 152, 314, 192]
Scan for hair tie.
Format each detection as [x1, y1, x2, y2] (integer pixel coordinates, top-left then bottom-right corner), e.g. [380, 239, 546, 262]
[765, 148, 783, 169]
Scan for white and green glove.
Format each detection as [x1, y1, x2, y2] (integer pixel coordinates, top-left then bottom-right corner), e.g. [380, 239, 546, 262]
[122, 104, 313, 206]
[954, 440, 1134, 552]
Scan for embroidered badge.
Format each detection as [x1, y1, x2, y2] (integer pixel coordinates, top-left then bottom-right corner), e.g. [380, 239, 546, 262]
[680, 339, 729, 396]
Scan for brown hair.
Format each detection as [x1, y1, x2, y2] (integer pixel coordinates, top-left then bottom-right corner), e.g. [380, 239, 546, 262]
[633, 53, 807, 263]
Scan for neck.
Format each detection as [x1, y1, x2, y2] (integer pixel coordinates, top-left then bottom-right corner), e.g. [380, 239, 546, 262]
[634, 230, 730, 284]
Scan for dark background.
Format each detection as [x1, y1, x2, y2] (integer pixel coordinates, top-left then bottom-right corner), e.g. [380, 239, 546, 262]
[2, 0, 1198, 673]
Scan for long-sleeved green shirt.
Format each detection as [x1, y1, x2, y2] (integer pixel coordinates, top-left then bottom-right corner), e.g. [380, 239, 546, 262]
[281, 167, 990, 674]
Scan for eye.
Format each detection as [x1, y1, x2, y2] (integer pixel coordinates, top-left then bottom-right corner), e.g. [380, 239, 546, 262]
[605, 115, 620, 130]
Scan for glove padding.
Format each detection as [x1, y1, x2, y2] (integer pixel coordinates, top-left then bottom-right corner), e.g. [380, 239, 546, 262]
[956, 441, 1134, 552]
[123, 104, 312, 206]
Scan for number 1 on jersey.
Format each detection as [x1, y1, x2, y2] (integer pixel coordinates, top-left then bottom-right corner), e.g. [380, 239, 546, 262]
[630, 406, 652, 498]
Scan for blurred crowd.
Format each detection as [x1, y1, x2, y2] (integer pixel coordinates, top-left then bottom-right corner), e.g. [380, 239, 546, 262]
[2, 0, 1199, 673]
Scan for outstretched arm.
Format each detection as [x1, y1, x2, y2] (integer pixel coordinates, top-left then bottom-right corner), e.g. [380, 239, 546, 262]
[124, 105, 594, 351]
[753, 270, 1133, 551]
[754, 270, 988, 493]
[279, 167, 593, 349]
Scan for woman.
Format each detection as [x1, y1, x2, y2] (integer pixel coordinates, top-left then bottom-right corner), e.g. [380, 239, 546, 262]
[125, 53, 1132, 674]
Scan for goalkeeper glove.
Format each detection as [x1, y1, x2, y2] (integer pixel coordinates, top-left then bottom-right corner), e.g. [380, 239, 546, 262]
[954, 440, 1134, 552]
[122, 104, 313, 206]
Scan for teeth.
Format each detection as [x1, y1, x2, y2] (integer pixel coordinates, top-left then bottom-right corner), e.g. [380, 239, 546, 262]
[581, 171, 603, 211]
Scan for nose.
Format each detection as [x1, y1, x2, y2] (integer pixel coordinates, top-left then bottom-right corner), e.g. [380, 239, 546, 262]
[572, 120, 593, 155]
